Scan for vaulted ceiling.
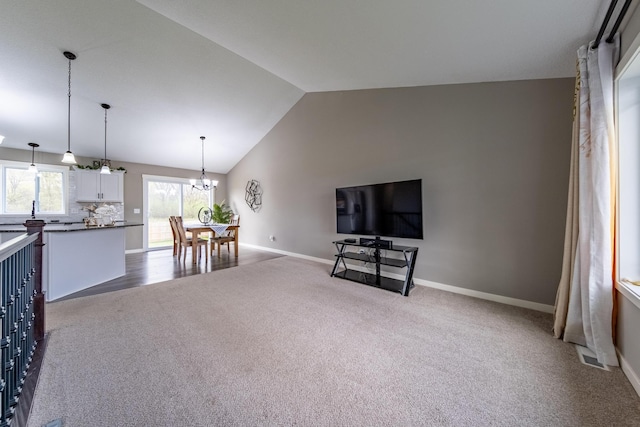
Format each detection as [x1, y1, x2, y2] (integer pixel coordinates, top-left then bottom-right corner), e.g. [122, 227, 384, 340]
[0, 1, 616, 173]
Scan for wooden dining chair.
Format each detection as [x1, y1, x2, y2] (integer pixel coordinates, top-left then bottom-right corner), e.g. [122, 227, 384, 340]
[212, 215, 240, 258]
[169, 216, 179, 256]
[175, 216, 208, 261]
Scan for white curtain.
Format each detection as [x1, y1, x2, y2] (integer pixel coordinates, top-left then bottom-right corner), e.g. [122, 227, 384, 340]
[561, 36, 619, 366]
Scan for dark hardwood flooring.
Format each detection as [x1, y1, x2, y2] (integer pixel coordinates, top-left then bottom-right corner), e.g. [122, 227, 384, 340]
[56, 246, 283, 301]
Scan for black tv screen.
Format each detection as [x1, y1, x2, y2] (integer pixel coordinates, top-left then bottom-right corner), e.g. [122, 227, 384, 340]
[336, 179, 423, 239]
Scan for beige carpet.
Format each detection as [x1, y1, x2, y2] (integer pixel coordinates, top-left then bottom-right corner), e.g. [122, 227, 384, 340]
[27, 257, 640, 426]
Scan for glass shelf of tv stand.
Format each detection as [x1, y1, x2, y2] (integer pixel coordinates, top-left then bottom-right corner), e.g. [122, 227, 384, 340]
[331, 239, 419, 296]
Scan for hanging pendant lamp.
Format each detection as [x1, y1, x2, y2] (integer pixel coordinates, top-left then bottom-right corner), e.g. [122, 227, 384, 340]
[62, 51, 77, 164]
[100, 103, 111, 175]
[28, 142, 39, 173]
[190, 136, 217, 190]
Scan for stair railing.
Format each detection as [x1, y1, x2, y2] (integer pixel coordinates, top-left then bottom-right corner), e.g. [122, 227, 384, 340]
[0, 219, 45, 426]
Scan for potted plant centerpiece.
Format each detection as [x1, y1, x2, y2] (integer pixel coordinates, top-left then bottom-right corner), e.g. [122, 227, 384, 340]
[212, 201, 234, 224]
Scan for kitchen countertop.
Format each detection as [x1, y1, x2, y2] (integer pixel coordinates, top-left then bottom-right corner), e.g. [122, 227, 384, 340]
[0, 222, 144, 232]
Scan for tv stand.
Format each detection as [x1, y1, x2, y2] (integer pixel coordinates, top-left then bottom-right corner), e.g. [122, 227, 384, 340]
[331, 239, 419, 296]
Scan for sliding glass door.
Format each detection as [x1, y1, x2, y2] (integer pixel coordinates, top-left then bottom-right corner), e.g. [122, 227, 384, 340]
[144, 175, 213, 250]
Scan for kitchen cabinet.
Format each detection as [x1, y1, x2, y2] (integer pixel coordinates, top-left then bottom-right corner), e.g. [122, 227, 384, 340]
[75, 170, 124, 202]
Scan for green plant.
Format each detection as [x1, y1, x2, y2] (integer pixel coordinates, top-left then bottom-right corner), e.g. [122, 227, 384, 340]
[212, 200, 233, 224]
[74, 163, 126, 173]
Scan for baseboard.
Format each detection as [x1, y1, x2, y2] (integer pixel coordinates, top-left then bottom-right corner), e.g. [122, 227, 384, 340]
[125, 248, 146, 254]
[240, 243, 334, 265]
[618, 351, 640, 398]
[239, 243, 554, 313]
[414, 277, 554, 313]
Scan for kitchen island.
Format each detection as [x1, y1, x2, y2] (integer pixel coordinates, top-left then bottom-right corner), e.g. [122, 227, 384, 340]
[0, 222, 143, 301]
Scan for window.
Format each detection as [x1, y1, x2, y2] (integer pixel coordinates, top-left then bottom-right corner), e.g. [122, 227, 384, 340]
[143, 175, 214, 249]
[616, 48, 640, 305]
[1, 161, 68, 215]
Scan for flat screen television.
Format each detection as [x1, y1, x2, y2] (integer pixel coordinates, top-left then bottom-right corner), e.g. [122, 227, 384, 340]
[336, 179, 423, 239]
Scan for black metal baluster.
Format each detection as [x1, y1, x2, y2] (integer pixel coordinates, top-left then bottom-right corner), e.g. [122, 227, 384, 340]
[0, 231, 42, 426]
[0, 260, 7, 426]
[17, 248, 28, 399]
[14, 251, 23, 404]
[3, 254, 16, 421]
[9, 253, 19, 409]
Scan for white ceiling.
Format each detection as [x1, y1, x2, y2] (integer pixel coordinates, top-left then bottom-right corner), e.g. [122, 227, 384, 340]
[0, 0, 620, 173]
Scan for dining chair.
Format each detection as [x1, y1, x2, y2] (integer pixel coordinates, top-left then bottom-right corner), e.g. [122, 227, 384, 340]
[211, 215, 240, 258]
[175, 216, 208, 261]
[168, 216, 179, 256]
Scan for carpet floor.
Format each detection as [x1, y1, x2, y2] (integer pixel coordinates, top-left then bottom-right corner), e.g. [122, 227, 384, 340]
[27, 257, 640, 426]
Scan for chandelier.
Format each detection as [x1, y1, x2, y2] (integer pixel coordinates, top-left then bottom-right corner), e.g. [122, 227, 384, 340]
[190, 136, 218, 191]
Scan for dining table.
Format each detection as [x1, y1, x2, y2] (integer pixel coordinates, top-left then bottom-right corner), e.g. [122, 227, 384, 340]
[185, 224, 240, 264]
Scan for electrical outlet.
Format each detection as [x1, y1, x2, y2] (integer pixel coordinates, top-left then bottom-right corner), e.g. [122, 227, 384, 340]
[133, 208, 140, 214]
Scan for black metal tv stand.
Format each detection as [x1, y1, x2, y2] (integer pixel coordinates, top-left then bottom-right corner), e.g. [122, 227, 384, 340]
[331, 239, 419, 296]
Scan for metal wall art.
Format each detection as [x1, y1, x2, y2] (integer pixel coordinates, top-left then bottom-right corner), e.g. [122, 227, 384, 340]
[245, 179, 263, 212]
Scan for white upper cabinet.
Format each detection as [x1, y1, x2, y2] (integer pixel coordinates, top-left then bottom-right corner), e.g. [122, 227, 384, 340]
[75, 170, 124, 202]
[98, 173, 122, 202]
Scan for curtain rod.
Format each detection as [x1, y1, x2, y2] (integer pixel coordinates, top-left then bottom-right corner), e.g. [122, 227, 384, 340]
[607, 0, 633, 43]
[593, 0, 633, 48]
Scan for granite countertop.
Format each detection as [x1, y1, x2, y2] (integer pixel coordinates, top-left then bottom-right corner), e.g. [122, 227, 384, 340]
[0, 222, 144, 232]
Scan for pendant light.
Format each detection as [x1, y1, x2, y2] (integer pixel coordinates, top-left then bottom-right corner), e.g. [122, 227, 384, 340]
[190, 136, 218, 190]
[100, 103, 111, 175]
[62, 51, 77, 164]
[28, 142, 39, 173]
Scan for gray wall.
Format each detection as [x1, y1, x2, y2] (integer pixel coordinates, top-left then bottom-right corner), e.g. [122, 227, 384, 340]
[227, 79, 574, 305]
[617, 293, 640, 386]
[622, 1, 640, 57]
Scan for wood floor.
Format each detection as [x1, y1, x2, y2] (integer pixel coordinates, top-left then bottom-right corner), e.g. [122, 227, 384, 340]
[56, 246, 283, 301]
